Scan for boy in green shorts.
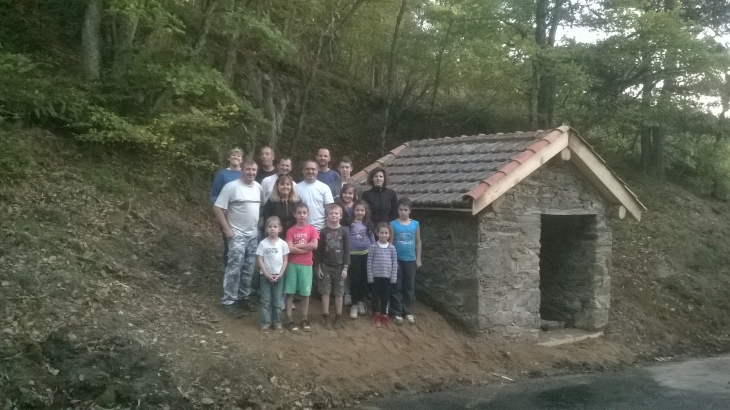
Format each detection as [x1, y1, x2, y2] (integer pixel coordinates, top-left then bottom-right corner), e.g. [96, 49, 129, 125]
[284, 203, 320, 331]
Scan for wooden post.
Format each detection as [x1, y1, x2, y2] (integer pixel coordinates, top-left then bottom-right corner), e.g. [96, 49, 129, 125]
[608, 205, 626, 220]
[560, 148, 571, 161]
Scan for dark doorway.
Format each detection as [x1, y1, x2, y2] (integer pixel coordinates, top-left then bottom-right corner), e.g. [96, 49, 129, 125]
[539, 214, 598, 327]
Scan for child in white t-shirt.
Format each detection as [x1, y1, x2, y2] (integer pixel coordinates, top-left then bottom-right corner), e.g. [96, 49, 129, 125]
[256, 216, 290, 333]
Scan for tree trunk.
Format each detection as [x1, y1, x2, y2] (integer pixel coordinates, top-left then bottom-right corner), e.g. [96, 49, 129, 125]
[380, 0, 408, 155]
[263, 74, 288, 150]
[223, 0, 242, 84]
[532, 0, 563, 129]
[290, 26, 327, 154]
[429, 15, 453, 137]
[192, 0, 218, 57]
[111, 13, 139, 79]
[82, 0, 103, 81]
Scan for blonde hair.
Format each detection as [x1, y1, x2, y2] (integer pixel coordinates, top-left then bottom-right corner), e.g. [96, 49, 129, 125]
[227, 147, 244, 157]
[265, 216, 282, 230]
[269, 174, 300, 202]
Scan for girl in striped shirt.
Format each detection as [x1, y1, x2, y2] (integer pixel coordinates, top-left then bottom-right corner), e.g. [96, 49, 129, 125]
[367, 222, 398, 329]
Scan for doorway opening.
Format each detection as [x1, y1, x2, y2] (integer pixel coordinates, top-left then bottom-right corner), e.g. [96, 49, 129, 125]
[539, 214, 598, 329]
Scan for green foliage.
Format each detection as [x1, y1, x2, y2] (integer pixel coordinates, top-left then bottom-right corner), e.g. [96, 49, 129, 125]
[0, 50, 90, 123]
[166, 63, 243, 107]
[0, 128, 35, 184]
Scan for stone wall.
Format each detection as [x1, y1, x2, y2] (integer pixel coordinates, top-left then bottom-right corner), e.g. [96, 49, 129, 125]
[411, 157, 612, 341]
[475, 157, 612, 340]
[411, 210, 479, 330]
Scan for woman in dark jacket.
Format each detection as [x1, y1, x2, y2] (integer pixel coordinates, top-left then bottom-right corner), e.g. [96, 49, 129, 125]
[361, 167, 398, 226]
[263, 174, 302, 239]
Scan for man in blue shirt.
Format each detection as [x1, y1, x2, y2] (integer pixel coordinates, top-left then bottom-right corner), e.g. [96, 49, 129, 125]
[315, 148, 340, 190]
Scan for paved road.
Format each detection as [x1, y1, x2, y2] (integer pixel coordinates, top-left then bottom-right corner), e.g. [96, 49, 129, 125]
[356, 355, 730, 409]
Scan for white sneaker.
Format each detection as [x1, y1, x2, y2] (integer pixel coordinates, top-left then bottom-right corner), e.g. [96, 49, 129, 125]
[357, 301, 366, 315]
[349, 305, 358, 319]
[406, 314, 415, 325]
[344, 293, 352, 306]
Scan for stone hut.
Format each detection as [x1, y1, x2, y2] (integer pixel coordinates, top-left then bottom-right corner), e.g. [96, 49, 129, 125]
[353, 126, 645, 341]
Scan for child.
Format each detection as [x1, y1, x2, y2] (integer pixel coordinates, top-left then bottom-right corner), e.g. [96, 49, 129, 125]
[348, 200, 375, 319]
[317, 204, 350, 329]
[336, 183, 358, 226]
[256, 216, 289, 333]
[390, 198, 422, 326]
[210, 147, 244, 268]
[336, 183, 357, 307]
[368, 223, 398, 329]
[284, 203, 320, 332]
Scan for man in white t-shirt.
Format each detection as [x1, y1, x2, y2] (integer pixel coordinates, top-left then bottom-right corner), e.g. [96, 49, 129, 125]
[260, 156, 295, 199]
[213, 160, 265, 317]
[295, 159, 334, 232]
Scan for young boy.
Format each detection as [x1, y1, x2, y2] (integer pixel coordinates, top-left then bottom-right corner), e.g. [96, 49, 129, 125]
[317, 204, 350, 329]
[284, 203, 319, 332]
[210, 147, 244, 268]
[390, 198, 422, 326]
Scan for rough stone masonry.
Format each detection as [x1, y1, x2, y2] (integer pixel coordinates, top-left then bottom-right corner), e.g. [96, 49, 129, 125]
[414, 157, 612, 341]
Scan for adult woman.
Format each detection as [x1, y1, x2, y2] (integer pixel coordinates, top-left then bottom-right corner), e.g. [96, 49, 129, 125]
[263, 174, 302, 239]
[361, 167, 398, 226]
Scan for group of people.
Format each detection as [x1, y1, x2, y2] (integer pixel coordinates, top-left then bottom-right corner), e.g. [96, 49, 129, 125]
[210, 146, 422, 333]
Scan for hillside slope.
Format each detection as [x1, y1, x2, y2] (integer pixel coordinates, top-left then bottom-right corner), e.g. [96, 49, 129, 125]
[1, 128, 729, 409]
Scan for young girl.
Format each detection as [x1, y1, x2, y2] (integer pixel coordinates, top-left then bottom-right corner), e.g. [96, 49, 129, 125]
[367, 222, 398, 329]
[256, 216, 290, 333]
[336, 183, 358, 227]
[348, 200, 375, 319]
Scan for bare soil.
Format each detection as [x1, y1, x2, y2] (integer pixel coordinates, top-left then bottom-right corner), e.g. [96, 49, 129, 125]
[1, 130, 729, 409]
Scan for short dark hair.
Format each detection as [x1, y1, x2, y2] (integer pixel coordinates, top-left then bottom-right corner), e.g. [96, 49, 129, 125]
[367, 167, 388, 187]
[339, 156, 353, 166]
[295, 202, 309, 212]
[397, 197, 413, 210]
[302, 159, 317, 169]
[278, 156, 292, 164]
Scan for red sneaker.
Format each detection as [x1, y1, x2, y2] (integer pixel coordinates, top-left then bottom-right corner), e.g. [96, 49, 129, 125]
[373, 313, 382, 328]
[381, 315, 392, 329]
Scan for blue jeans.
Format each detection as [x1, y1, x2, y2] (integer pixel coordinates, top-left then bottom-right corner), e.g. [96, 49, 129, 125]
[260, 276, 285, 327]
[390, 260, 417, 316]
[221, 234, 257, 305]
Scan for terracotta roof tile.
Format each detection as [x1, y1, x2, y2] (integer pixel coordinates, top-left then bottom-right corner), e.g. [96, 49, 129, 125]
[355, 129, 559, 207]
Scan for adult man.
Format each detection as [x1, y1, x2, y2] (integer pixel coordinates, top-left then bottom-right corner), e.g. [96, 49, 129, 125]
[255, 146, 276, 184]
[315, 148, 341, 187]
[261, 156, 295, 199]
[329, 156, 363, 200]
[213, 160, 265, 317]
[295, 160, 334, 232]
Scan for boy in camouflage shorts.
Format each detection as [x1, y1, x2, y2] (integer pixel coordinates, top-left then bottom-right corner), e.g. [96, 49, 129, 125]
[317, 204, 350, 329]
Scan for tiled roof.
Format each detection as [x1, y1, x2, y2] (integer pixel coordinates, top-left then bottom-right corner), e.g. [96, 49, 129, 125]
[353, 130, 556, 208]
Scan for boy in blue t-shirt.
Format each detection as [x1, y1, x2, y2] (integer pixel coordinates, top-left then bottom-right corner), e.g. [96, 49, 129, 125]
[389, 197, 422, 326]
[210, 148, 244, 268]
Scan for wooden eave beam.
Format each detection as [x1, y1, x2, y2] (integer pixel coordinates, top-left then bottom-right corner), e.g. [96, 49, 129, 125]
[567, 135, 644, 222]
[471, 130, 570, 215]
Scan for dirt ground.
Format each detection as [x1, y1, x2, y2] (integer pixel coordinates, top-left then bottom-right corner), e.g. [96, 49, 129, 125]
[1, 130, 729, 409]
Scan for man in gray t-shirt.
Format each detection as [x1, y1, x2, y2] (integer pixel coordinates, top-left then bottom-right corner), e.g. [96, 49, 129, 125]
[214, 160, 265, 316]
